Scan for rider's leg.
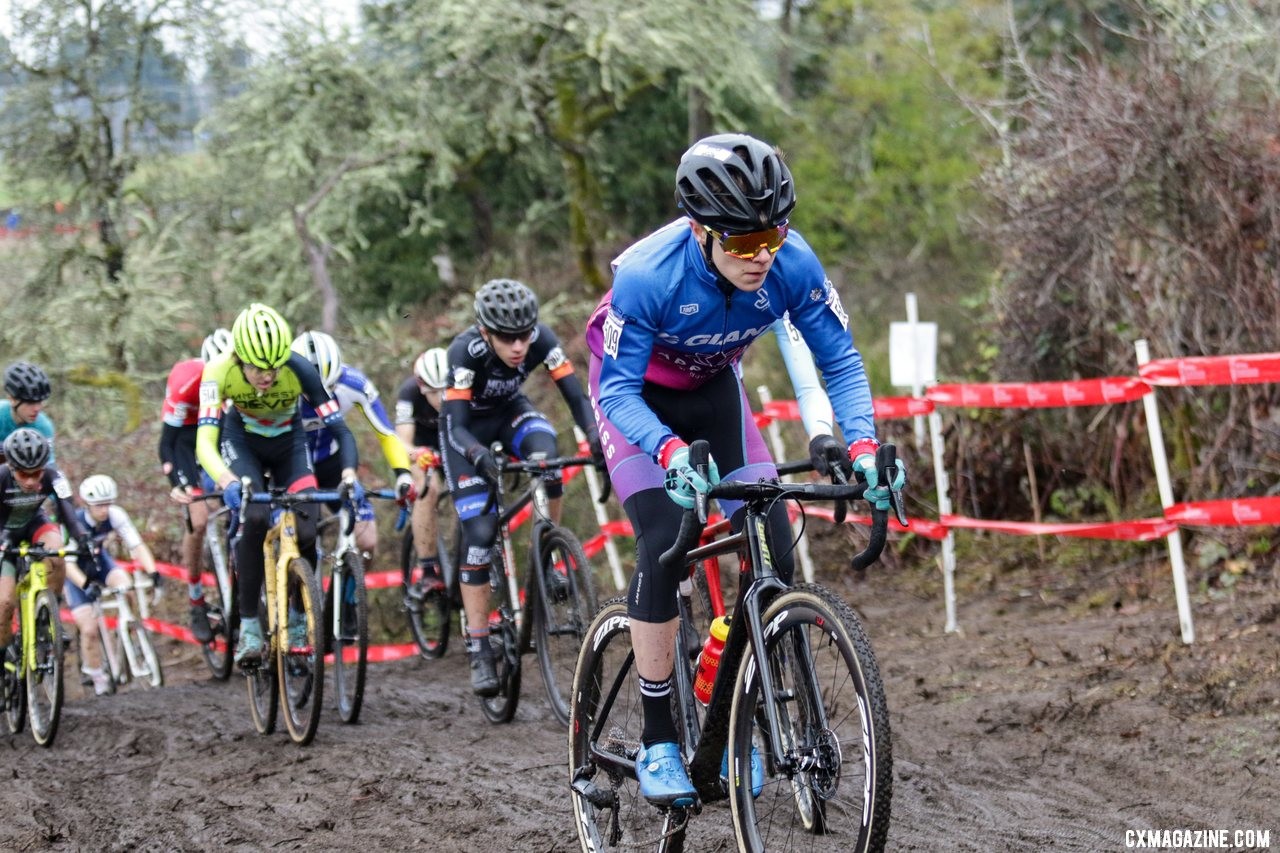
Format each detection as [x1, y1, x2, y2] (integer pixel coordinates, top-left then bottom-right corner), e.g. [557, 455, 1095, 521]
[0, 573, 16, 648]
[71, 604, 101, 670]
[183, 499, 209, 591]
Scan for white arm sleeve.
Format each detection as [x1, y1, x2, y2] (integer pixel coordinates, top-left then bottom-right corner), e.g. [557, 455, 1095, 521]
[773, 315, 836, 440]
[107, 505, 144, 552]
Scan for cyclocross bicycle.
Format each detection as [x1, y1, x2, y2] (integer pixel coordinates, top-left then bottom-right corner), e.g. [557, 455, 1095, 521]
[237, 482, 337, 746]
[2, 543, 70, 747]
[315, 486, 396, 725]
[92, 573, 164, 690]
[466, 449, 599, 726]
[569, 441, 905, 852]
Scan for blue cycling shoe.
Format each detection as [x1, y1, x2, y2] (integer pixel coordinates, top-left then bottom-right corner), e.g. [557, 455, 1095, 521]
[722, 745, 765, 798]
[635, 741, 696, 807]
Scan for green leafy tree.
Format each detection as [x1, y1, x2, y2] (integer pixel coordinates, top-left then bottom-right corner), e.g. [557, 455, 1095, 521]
[203, 32, 435, 331]
[385, 0, 782, 291]
[0, 0, 220, 373]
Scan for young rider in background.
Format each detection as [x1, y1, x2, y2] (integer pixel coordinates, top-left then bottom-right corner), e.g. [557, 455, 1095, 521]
[396, 348, 448, 608]
[159, 328, 233, 643]
[292, 329, 414, 561]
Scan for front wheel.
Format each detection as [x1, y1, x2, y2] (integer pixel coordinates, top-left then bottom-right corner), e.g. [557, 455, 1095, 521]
[478, 609, 521, 725]
[403, 527, 454, 660]
[331, 552, 368, 724]
[28, 589, 64, 747]
[278, 557, 325, 745]
[728, 584, 892, 853]
[126, 621, 164, 688]
[533, 525, 597, 727]
[4, 639, 26, 735]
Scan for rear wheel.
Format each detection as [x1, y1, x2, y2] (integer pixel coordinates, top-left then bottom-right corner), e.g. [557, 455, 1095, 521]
[278, 557, 325, 745]
[245, 611, 277, 736]
[533, 525, 597, 727]
[569, 598, 691, 851]
[28, 590, 64, 747]
[728, 585, 892, 853]
[331, 552, 368, 724]
[201, 518, 237, 681]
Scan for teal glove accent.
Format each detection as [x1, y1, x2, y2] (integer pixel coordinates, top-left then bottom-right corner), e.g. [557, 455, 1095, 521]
[852, 453, 908, 511]
[662, 445, 721, 509]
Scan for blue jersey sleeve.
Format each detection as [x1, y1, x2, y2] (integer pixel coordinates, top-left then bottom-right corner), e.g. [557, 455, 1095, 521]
[596, 271, 679, 460]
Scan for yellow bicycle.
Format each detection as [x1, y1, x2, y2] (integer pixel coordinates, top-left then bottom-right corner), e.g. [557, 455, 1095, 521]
[235, 482, 332, 746]
[2, 543, 69, 747]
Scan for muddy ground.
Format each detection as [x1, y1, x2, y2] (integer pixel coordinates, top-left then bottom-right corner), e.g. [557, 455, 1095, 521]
[2, 538, 1277, 852]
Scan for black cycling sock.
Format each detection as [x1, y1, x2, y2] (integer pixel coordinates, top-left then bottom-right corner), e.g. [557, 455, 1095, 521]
[639, 673, 678, 747]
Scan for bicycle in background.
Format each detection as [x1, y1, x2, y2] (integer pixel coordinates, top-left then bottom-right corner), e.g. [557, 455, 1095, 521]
[569, 441, 904, 852]
[472, 449, 599, 726]
[2, 543, 69, 747]
[316, 486, 397, 724]
[90, 572, 164, 691]
[191, 493, 238, 681]
[400, 456, 462, 660]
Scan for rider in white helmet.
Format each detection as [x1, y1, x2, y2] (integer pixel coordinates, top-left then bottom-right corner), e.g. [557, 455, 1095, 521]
[292, 330, 413, 560]
[396, 348, 449, 609]
[68, 474, 162, 695]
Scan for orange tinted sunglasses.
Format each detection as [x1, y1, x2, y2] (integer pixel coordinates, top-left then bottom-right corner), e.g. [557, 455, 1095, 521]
[706, 222, 789, 259]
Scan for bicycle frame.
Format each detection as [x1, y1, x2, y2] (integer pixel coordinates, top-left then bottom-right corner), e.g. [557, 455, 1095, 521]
[206, 505, 235, 632]
[95, 579, 159, 684]
[13, 548, 53, 678]
[488, 453, 594, 638]
[317, 487, 394, 648]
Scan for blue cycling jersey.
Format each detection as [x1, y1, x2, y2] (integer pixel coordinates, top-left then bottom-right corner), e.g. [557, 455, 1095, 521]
[298, 364, 397, 464]
[586, 219, 875, 460]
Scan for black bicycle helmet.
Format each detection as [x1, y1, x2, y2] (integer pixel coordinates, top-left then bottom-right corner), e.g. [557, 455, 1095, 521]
[4, 361, 51, 402]
[3, 427, 50, 470]
[474, 279, 539, 336]
[675, 133, 796, 233]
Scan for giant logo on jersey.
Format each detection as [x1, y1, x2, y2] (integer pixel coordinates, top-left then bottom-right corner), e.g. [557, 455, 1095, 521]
[453, 367, 475, 390]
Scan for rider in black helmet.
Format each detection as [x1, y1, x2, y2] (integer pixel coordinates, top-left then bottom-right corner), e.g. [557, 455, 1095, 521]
[1, 361, 56, 465]
[440, 278, 602, 697]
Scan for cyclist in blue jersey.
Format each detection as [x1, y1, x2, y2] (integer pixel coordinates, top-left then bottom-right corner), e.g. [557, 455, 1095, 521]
[1, 362, 56, 464]
[585, 133, 906, 806]
[292, 330, 414, 560]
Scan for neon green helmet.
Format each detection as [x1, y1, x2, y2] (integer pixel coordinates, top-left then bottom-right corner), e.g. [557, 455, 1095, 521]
[232, 303, 293, 369]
